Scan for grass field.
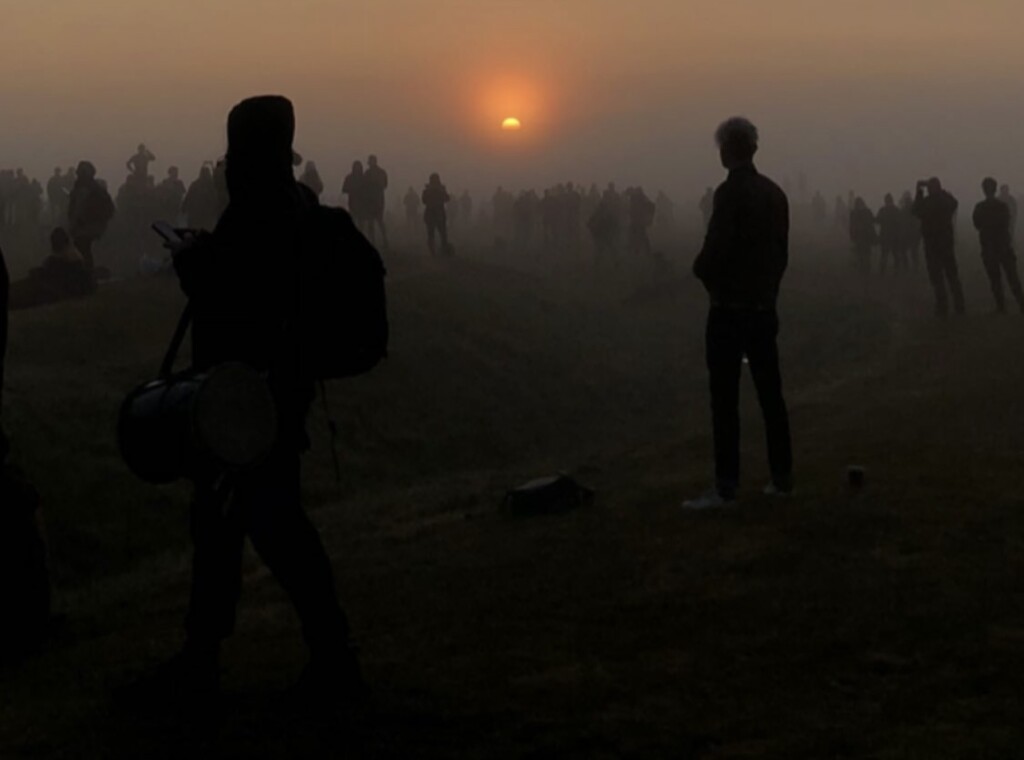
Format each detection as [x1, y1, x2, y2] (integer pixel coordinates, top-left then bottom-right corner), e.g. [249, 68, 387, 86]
[3, 244, 1024, 758]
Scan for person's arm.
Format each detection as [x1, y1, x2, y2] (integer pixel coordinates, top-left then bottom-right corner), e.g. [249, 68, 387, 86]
[972, 203, 983, 232]
[693, 183, 733, 287]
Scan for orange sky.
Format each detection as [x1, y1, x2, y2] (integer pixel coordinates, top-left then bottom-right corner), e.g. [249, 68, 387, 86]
[2, 1, 1023, 200]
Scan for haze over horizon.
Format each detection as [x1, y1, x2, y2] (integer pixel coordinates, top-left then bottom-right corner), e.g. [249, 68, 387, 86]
[2, 0, 1022, 201]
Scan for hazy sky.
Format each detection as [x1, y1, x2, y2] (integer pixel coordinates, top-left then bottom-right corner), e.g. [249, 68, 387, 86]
[2, 0, 1023, 202]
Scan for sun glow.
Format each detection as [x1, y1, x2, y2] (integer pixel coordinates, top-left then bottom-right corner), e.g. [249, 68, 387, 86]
[501, 117, 522, 131]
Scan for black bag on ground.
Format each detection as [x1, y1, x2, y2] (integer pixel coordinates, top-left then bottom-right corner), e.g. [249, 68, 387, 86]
[301, 206, 388, 379]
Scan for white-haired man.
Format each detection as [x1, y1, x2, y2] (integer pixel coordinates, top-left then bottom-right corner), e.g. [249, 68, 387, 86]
[685, 117, 793, 509]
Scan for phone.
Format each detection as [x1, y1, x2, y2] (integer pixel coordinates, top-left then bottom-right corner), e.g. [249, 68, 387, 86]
[151, 221, 182, 244]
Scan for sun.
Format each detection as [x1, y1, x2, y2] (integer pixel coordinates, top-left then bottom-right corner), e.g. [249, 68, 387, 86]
[501, 116, 522, 131]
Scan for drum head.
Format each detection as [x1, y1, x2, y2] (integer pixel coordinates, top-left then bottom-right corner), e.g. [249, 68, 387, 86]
[192, 363, 278, 469]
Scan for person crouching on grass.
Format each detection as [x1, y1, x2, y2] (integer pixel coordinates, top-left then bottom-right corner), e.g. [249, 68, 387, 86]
[684, 117, 793, 509]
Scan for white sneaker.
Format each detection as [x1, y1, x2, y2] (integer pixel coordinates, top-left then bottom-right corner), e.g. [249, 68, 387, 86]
[682, 490, 735, 510]
[763, 483, 793, 497]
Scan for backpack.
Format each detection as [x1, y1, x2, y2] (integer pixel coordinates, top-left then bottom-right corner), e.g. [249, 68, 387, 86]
[300, 205, 389, 379]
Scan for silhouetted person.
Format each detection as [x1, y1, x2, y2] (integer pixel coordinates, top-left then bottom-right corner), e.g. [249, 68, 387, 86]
[126, 143, 155, 182]
[686, 117, 792, 509]
[157, 167, 186, 222]
[913, 177, 964, 316]
[811, 191, 827, 227]
[849, 198, 876, 275]
[342, 161, 367, 230]
[46, 167, 67, 223]
[299, 160, 324, 198]
[131, 95, 363, 709]
[182, 165, 220, 231]
[67, 161, 115, 270]
[422, 172, 450, 256]
[999, 184, 1018, 242]
[0, 243, 7, 461]
[403, 186, 420, 231]
[9, 227, 95, 309]
[899, 191, 922, 270]
[875, 194, 905, 273]
[627, 186, 655, 256]
[364, 155, 389, 248]
[973, 177, 1024, 314]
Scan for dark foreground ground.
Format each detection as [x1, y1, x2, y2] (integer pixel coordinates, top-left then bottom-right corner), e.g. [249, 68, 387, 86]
[2, 247, 1024, 758]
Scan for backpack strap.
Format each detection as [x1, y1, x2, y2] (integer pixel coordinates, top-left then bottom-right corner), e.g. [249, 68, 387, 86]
[159, 302, 193, 378]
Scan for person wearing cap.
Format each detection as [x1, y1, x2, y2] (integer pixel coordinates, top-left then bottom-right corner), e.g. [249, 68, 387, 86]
[685, 116, 793, 509]
[130, 95, 364, 710]
[973, 177, 1024, 314]
[913, 177, 964, 316]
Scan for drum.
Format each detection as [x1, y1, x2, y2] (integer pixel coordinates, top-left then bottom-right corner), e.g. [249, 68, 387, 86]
[118, 362, 278, 484]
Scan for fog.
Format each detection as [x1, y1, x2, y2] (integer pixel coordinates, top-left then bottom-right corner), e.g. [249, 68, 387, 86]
[3, 0, 1024, 201]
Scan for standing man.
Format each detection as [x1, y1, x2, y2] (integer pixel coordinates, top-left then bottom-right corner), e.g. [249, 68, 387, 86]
[685, 117, 792, 509]
[973, 177, 1024, 314]
[364, 154, 389, 248]
[999, 184, 1018, 243]
[913, 177, 964, 317]
[876, 193, 905, 273]
[130, 96, 364, 709]
[422, 172, 450, 256]
[67, 161, 115, 271]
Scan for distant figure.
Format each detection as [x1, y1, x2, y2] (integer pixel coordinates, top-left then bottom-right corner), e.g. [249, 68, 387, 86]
[157, 167, 186, 223]
[913, 177, 964, 316]
[698, 187, 714, 228]
[686, 117, 792, 509]
[403, 186, 420, 231]
[899, 191, 922, 270]
[973, 177, 1024, 314]
[811, 191, 827, 227]
[849, 198, 876, 275]
[363, 155, 389, 248]
[834, 195, 849, 235]
[342, 161, 367, 230]
[131, 95, 364, 709]
[46, 167, 67, 223]
[67, 161, 115, 270]
[422, 172, 450, 256]
[126, 143, 155, 182]
[565, 183, 583, 253]
[182, 165, 221, 231]
[875, 194, 905, 273]
[587, 187, 620, 268]
[627, 186, 655, 256]
[299, 161, 324, 198]
[9, 227, 95, 309]
[999, 184, 1018, 242]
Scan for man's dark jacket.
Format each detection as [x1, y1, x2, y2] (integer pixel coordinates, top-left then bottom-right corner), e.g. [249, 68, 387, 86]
[693, 164, 789, 308]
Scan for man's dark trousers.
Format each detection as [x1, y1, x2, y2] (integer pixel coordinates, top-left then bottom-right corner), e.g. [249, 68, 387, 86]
[924, 240, 965, 316]
[185, 445, 350, 657]
[706, 306, 792, 497]
[981, 246, 1024, 313]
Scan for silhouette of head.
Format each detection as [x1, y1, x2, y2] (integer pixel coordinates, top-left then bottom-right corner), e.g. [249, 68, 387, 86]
[351, 161, 364, 174]
[927, 177, 942, 195]
[306, 160, 317, 172]
[429, 173, 441, 185]
[53, 167, 61, 176]
[1000, 184, 1011, 197]
[983, 177, 998, 198]
[168, 166, 179, 179]
[854, 197, 866, 210]
[715, 117, 758, 169]
[76, 161, 96, 180]
[225, 95, 296, 194]
[884, 193, 894, 205]
[138, 143, 146, 153]
[368, 155, 378, 168]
